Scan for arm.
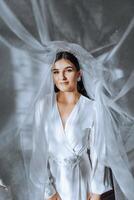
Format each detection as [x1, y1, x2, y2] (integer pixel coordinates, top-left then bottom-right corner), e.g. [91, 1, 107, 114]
[34, 99, 57, 199]
[44, 159, 57, 199]
[89, 124, 112, 197]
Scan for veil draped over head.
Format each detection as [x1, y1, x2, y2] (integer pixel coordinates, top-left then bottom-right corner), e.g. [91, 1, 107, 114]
[0, 1, 134, 200]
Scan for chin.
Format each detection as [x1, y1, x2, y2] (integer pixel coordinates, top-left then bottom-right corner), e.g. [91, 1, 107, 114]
[60, 88, 74, 92]
[60, 89, 70, 92]
[57, 84, 75, 92]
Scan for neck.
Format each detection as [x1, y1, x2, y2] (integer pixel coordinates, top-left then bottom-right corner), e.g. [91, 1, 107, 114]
[57, 91, 81, 104]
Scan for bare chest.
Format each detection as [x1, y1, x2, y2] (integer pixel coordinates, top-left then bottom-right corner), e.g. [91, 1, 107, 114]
[57, 102, 76, 128]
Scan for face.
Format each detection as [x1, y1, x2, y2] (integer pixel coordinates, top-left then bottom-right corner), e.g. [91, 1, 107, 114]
[52, 58, 81, 92]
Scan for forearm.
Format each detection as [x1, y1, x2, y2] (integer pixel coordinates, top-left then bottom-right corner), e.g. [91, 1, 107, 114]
[44, 159, 57, 199]
[89, 124, 112, 195]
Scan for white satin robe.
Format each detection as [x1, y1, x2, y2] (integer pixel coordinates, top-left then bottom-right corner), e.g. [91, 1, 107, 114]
[42, 94, 112, 200]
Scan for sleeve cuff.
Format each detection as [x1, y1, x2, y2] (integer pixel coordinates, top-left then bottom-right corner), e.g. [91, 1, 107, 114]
[90, 178, 112, 195]
[44, 182, 56, 199]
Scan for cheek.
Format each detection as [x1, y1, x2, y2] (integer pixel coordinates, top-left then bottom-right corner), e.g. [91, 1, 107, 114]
[69, 74, 78, 83]
[53, 75, 58, 84]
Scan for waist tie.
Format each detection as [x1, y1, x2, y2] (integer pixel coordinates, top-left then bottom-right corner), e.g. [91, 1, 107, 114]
[48, 152, 82, 167]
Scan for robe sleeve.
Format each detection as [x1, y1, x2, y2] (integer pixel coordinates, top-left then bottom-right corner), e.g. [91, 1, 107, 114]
[34, 99, 56, 199]
[44, 159, 57, 199]
[89, 121, 113, 195]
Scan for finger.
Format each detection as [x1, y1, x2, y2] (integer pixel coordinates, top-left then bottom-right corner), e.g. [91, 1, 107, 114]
[87, 194, 91, 200]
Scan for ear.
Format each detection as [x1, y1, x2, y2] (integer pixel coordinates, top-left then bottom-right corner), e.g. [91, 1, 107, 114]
[77, 69, 82, 78]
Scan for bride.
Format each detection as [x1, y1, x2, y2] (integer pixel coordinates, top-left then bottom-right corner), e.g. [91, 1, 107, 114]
[0, 2, 134, 199]
[34, 51, 112, 200]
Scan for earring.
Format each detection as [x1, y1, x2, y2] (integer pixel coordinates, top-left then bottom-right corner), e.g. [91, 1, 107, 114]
[77, 77, 81, 82]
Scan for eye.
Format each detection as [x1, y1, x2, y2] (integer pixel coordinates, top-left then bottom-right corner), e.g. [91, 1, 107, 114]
[53, 71, 59, 74]
[66, 68, 73, 72]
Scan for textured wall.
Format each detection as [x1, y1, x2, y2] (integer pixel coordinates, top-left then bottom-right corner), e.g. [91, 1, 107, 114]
[0, 1, 134, 199]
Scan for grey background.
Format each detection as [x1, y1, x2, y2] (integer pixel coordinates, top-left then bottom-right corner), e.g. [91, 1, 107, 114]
[0, 1, 134, 199]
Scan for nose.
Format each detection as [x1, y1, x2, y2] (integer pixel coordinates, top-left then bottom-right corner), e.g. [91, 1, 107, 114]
[59, 71, 66, 80]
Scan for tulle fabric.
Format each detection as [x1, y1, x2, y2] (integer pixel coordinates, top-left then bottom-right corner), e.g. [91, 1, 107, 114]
[0, 1, 134, 199]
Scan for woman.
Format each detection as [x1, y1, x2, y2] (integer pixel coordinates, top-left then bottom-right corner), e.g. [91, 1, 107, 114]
[0, 1, 134, 199]
[35, 51, 112, 200]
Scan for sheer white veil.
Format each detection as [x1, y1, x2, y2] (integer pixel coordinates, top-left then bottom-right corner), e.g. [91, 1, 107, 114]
[15, 40, 134, 200]
[0, 1, 134, 200]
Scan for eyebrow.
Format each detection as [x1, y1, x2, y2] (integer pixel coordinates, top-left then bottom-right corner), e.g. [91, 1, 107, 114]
[51, 66, 73, 71]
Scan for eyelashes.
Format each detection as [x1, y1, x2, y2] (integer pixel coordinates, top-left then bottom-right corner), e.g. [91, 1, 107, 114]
[52, 69, 73, 74]
[67, 69, 73, 72]
[53, 71, 59, 74]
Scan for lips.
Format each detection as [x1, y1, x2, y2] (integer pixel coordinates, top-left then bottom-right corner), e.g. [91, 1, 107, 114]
[60, 81, 69, 84]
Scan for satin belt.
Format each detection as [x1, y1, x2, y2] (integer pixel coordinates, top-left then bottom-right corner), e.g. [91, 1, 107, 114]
[48, 152, 84, 167]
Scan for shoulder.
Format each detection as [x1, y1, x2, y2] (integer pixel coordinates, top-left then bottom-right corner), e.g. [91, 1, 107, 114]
[80, 95, 95, 114]
[80, 95, 95, 126]
[81, 95, 95, 106]
[81, 95, 95, 116]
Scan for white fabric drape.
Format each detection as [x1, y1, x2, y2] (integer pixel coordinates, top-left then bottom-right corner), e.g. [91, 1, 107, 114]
[0, 1, 134, 200]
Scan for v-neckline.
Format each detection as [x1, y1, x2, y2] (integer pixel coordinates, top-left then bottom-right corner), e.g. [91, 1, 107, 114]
[55, 93, 82, 133]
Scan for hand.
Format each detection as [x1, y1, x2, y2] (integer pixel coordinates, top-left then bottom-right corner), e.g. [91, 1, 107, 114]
[90, 193, 101, 200]
[48, 193, 61, 200]
[87, 192, 91, 200]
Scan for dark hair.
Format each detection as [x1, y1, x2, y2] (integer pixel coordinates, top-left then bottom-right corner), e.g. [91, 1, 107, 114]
[54, 51, 90, 99]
